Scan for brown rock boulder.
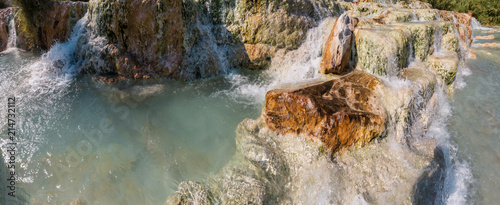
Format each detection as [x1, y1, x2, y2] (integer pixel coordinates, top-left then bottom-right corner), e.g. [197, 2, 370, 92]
[264, 72, 387, 154]
[319, 13, 357, 75]
[17, 1, 87, 50]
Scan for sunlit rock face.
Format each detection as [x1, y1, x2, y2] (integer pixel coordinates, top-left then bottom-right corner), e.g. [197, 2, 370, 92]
[75, 0, 341, 79]
[223, 0, 333, 68]
[17, 1, 87, 50]
[426, 51, 458, 85]
[320, 13, 357, 74]
[356, 27, 409, 76]
[264, 72, 387, 153]
[438, 10, 473, 46]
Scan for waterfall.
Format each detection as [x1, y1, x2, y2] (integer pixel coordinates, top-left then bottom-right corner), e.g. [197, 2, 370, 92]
[433, 26, 443, 53]
[6, 17, 17, 49]
[25, 13, 88, 95]
[222, 17, 335, 106]
[471, 17, 493, 30]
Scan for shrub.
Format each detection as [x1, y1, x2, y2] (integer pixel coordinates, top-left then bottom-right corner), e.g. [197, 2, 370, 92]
[422, 0, 500, 26]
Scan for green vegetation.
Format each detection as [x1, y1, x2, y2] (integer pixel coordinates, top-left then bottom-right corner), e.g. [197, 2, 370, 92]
[422, 0, 500, 26]
[13, 0, 52, 49]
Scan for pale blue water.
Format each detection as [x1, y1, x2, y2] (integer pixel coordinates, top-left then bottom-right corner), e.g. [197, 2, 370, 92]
[0, 48, 263, 204]
[449, 27, 500, 204]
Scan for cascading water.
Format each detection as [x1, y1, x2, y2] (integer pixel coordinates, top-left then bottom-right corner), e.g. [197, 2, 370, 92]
[1, 1, 497, 204]
[6, 17, 16, 49]
[222, 17, 335, 105]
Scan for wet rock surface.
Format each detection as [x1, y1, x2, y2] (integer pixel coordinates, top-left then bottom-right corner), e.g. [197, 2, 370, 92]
[264, 72, 387, 153]
[18, 1, 87, 50]
[320, 13, 357, 74]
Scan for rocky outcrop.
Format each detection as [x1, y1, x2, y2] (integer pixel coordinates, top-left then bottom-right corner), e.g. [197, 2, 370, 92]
[319, 13, 357, 74]
[76, 0, 340, 79]
[0, 7, 11, 52]
[77, 0, 183, 79]
[355, 26, 409, 76]
[167, 1, 474, 203]
[17, 1, 87, 50]
[426, 51, 458, 85]
[264, 72, 387, 153]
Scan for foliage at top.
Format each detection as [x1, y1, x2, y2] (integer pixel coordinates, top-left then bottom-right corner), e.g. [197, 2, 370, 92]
[423, 0, 500, 26]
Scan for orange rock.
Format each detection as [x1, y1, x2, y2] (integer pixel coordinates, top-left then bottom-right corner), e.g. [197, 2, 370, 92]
[319, 13, 357, 74]
[264, 72, 387, 154]
[475, 35, 495, 40]
[469, 52, 476, 59]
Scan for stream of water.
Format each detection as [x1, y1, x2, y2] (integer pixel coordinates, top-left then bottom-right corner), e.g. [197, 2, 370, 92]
[0, 11, 498, 205]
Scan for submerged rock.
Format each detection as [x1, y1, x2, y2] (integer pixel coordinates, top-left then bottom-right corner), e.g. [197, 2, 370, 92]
[264, 72, 387, 153]
[320, 13, 357, 74]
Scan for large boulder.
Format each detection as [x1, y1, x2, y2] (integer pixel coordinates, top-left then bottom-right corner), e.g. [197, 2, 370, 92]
[264, 72, 387, 153]
[319, 13, 357, 74]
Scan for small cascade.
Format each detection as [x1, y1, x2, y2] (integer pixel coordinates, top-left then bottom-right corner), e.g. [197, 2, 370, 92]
[451, 13, 458, 24]
[435, 13, 441, 21]
[471, 17, 493, 30]
[7, 16, 17, 48]
[268, 18, 334, 84]
[411, 12, 419, 22]
[433, 26, 443, 53]
[25, 13, 88, 94]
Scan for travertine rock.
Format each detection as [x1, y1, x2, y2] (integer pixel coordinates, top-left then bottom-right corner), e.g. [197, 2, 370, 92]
[264, 72, 387, 153]
[320, 13, 357, 74]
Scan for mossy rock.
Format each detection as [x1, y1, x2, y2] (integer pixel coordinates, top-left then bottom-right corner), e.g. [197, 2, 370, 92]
[355, 27, 409, 76]
[384, 10, 413, 24]
[403, 21, 454, 61]
[425, 51, 458, 85]
[441, 32, 459, 53]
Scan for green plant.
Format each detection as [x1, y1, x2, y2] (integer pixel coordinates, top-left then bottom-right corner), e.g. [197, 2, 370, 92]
[422, 0, 500, 26]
